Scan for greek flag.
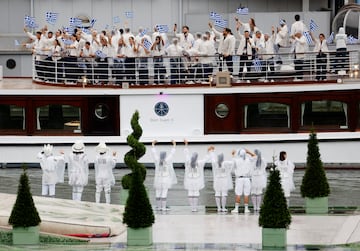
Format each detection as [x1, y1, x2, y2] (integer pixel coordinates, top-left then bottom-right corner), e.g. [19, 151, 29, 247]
[14, 40, 20, 47]
[303, 31, 313, 44]
[209, 11, 222, 21]
[214, 19, 227, 29]
[46, 12, 58, 25]
[326, 32, 334, 44]
[90, 18, 97, 27]
[139, 28, 148, 37]
[236, 7, 249, 15]
[61, 38, 73, 45]
[63, 27, 74, 34]
[24, 15, 38, 29]
[113, 16, 121, 24]
[69, 17, 82, 27]
[309, 19, 318, 32]
[347, 35, 358, 44]
[125, 11, 133, 18]
[253, 58, 262, 72]
[95, 50, 107, 58]
[156, 24, 169, 33]
[143, 38, 152, 51]
[81, 27, 91, 35]
[279, 19, 286, 26]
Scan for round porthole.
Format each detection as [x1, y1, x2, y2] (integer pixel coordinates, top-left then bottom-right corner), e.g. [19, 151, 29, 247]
[6, 59, 16, 69]
[94, 103, 110, 120]
[215, 103, 229, 118]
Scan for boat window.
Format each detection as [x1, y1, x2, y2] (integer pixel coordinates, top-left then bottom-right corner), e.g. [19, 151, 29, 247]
[0, 104, 25, 130]
[244, 103, 290, 128]
[94, 103, 110, 120]
[36, 104, 81, 132]
[301, 101, 348, 128]
[215, 103, 229, 118]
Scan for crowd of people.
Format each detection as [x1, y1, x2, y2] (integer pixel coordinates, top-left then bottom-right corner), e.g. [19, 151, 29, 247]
[24, 14, 350, 85]
[37, 140, 295, 212]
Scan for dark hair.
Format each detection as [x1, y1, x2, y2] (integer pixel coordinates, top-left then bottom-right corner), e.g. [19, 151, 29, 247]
[182, 25, 189, 30]
[119, 28, 124, 34]
[85, 41, 90, 46]
[225, 28, 232, 33]
[279, 151, 287, 161]
[295, 14, 300, 21]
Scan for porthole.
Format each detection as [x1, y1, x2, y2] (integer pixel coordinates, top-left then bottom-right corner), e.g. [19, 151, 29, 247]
[215, 103, 229, 118]
[6, 59, 16, 69]
[94, 103, 110, 120]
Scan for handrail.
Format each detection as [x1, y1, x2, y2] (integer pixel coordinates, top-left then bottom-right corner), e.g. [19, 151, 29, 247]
[31, 49, 359, 86]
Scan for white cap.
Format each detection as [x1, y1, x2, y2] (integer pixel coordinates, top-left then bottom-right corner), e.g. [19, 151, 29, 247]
[95, 142, 108, 154]
[72, 140, 85, 152]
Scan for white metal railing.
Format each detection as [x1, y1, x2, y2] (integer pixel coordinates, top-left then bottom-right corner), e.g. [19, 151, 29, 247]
[31, 50, 359, 85]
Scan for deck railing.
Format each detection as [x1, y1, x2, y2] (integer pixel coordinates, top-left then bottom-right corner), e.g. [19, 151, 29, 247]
[31, 49, 359, 85]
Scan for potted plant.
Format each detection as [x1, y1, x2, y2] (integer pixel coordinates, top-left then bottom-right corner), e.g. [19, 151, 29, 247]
[122, 111, 154, 245]
[8, 166, 41, 245]
[259, 159, 291, 249]
[300, 130, 330, 214]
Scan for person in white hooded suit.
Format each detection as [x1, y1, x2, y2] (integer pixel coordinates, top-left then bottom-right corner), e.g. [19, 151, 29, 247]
[67, 140, 89, 201]
[152, 140, 177, 211]
[37, 144, 65, 197]
[94, 142, 117, 204]
[183, 140, 211, 212]
[250, 149, 267, 212]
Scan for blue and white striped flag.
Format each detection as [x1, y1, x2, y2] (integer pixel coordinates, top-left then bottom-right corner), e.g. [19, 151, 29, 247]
[209, 11, 222, 21]
[90, 18, 97, 28]
[279, 19, 286, 26]
[139, 28, 148, 37]
[24, 15, 38, 29]
[81, 27, 91, 35]
[14, 40, 20, 47]
[236, 7, 249, 15]
[347, 35, 358, 44]
[309, 19, 318, 32]
[46, 12, 58, 25]
[69, 17, 82, 27]
[214, 19, 227, 29]
[303, 31, 313, 44]
[61, 38, 73, 45]
[143, 38, 152, 51]
[253, 58, 262, 72]
[63, 26, 74, 34]
[156, 24, 169, 33]
[113, 16, 121, 24]
[95, 50, 107, 58]
[326, 32, 334, 44]
[125, 11, 133, 18]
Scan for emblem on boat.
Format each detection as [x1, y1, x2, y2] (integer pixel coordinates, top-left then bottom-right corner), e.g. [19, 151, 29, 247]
[154, 102, 169, 116]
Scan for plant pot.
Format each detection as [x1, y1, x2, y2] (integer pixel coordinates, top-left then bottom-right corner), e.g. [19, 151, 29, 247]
[119, 189, 129, 205]
[262, 228, 287, 249]
[127, 226, 153, 246]
[305, 197, 328, 214]
[12, 225, 40, 245]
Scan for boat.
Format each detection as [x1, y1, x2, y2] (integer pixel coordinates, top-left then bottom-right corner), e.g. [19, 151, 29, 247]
[0, 1, 359, 167]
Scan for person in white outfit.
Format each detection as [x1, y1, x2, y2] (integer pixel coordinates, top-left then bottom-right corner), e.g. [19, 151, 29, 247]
[310, 32, 329, 80]
[274, 19, 289, 65]
[250, 149, 267, 212]
[152, 140, 177, 211]
[231, 148, 255, 214]
[275, 151, 295, 207]
[183, 140, 210, 212]
[334, 27, 348, 73]
[37, 144, 65, 197]
[67, 140, 89, 201]
[209, 147, 233, 212]
[94, 142, 117, 204]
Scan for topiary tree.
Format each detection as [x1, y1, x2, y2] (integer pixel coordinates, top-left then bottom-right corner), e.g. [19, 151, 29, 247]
[122, 111, 154, 228]
[121, 111, 147, 189]
[259, 160, 291, 229]
[8, 166, 41, 228]
[300, 130, 330, 198]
